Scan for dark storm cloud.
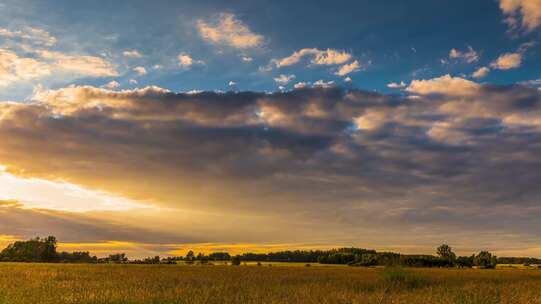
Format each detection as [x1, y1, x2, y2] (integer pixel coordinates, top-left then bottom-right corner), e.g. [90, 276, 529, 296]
[1, 82, 541, 247]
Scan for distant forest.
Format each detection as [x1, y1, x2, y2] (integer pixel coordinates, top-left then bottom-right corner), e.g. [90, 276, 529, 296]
[1, 236, 540, 268]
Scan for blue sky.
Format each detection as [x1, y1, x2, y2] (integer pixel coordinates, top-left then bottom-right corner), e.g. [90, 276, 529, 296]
[1, 0, 539, 100]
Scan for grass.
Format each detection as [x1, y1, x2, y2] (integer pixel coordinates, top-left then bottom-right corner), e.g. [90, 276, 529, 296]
[0, 263, 541, 303]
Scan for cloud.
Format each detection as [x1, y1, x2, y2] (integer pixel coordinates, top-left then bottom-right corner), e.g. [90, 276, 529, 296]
[274, 48, 353, 67]
[38, 50, 118, 77]
[448, 46, 479, 63]
[3, 83, 541, 250]
[521, 78, 541, 88]
[0, 170, 151, 212]
[177, 53, 204, 69]
[241, 56, 253, 62]
[490, 52, 522, 70]
[406, 74, 480, 96]
[387, 81, 406, 89]
[0, 49, 52, 86]
[123, 50, 143, 58]
[273, 74, 296, 85]
[499, 0, 541, 32]
[312, 80, 335, 88]
[472, 67, 490, 79]
[293, 82, 308, 89]
[228, 81, 237, 86]
[0, 200, 193, 246]
[0, 47, 118, 87]
[0, 26, 56, 46]
[103, 80, 120, 89]
[133, 66, 147, 75]
[196, 13, 264, 49]
[335, 60, 361, 76]
[178, 54, 194, 67]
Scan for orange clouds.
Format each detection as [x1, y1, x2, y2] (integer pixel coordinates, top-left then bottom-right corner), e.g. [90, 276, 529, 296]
[197, 13, 264, 49]
[406, 75, 480, 96]
[500, 0, 541, 32]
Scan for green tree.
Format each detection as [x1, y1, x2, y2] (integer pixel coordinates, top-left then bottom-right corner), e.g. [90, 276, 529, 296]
[436, 244, 456, 266]
[0, 236, 57, 262]
[474, 251, 497, 268]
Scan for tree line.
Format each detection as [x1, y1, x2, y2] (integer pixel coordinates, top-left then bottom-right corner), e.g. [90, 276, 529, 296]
[1, 237, 540, 268]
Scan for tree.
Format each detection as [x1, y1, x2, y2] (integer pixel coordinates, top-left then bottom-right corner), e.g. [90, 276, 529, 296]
[474, 251, 497, 269]
[186, 250, 195, 261]
[0, 236, 58, 262]
[354, 253, 378, 267]
[436, 244, 456, 266]
[108, 253, 128, 264]
[455, 255, 474, 268]
[231, 256, 241, 266]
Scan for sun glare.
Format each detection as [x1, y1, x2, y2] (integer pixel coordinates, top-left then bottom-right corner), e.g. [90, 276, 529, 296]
[0, 166, 154, 212]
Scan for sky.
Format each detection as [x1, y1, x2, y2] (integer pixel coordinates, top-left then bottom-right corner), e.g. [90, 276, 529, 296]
[1, 0, 541, 258]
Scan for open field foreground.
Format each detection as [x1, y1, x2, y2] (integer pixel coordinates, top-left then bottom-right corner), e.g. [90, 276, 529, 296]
[1, 264, 541, 304]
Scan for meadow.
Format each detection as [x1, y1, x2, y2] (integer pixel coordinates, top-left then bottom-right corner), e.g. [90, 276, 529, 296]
[0, 263, 541, 304]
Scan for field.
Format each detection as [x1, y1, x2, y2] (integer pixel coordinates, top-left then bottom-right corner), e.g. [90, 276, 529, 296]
[1, 263, 541, 304]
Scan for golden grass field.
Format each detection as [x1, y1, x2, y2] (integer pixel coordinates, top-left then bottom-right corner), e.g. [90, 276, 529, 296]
[1, 263, 541, 304]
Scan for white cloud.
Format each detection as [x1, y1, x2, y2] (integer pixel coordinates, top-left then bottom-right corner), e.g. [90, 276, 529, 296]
[313, 80, 335, 88]
[387, 81, 407, 89]
[196, 13, 264, 49]
[0, 26, 56, 46]
[133, 66, 147, 75]
[153, 64, 163, 70]
[344, 77, 352, 82]
[293, 82, 308, 89]
[406, 74, 480, 96]
[129, 79, 138, 85]
[228, 81, 237, 86]
[448, 46, 479, 63]
[123, 50, 143, 58]
[499, 0, 541, 32]
[275, 48, 353, 67]
[273, 74, 296, 85]
[241, 56, 253, 62]
[472, 67, 490, 79]
[335, 60, 361, 76]
[490, 52, 522, 70]
[103, 80, 120, 89]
